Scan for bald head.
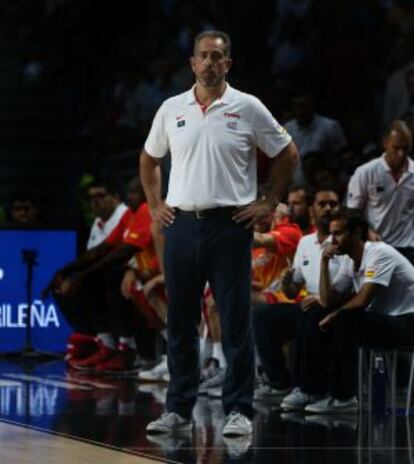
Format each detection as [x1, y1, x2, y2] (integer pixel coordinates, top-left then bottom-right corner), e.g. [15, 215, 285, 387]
[383, 120, 412, 173]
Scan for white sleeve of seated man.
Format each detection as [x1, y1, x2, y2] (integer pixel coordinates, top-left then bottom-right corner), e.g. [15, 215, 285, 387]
[361, 247, 395, 288]
[292, 238, 305, 286]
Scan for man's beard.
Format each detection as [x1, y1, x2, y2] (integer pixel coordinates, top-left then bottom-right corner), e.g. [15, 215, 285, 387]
[318, 215, 332, 234]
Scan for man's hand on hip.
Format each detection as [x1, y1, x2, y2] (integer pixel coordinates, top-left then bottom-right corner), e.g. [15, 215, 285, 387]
[232, 200, 276, 229]
[152, 203, 176, 227]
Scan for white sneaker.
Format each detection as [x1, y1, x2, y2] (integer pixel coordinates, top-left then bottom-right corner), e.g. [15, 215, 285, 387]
[199, 367, 225, 395]
[304, 396, 358, 414]
[281, 388, 323, 411]
[254, 384, 291, 404]
[222, 434, 252, 458]
[222, 411, 252, 437]
[146, 412, 192, 434]
[138, 356, 170, 383]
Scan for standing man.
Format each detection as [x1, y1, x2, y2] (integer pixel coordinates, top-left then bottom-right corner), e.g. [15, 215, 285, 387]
[347, 120, 414, 263]
[140, 30, 298, 437]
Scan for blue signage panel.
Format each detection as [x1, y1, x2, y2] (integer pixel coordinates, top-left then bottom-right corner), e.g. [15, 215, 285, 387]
[0, 230, 76, 352]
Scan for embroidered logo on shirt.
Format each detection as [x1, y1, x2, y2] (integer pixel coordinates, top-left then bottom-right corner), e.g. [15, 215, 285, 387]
[177, 120, 185, 128]
[129, 232, 139, 239]
[176, 114, 185, 120]
[227, 121, 237, 130]
[302, 260, 309, 266]
[365, 267, 376, 277]
[224, 112, 241, 119]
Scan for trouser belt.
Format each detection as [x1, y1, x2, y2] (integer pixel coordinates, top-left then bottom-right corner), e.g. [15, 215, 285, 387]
[174, 207, 237, 219]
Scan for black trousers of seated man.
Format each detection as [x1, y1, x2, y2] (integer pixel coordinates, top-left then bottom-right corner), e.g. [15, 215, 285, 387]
[252, 303, 303, 390]
[295, 306, 414, 400]
[55, 265, 137, 339]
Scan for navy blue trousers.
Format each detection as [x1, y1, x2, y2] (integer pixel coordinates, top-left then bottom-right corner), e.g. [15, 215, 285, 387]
[163, 213, 255, 419]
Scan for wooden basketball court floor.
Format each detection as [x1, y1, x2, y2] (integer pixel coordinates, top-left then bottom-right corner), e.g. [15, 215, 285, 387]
[0, 358, 412, 464]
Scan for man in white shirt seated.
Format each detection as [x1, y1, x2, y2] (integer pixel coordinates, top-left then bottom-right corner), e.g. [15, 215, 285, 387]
[86, 178, 129, 249]
[290, 209, 414, 414]
[253, 186, 353, 405]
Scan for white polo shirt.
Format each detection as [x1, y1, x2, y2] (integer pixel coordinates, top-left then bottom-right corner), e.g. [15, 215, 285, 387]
[353, 241, 414, 316]
[86, 203, 129, 250]
[347, 155, 414, 247]
[144, 84, 291, 210]
[292, 232, 354, 295]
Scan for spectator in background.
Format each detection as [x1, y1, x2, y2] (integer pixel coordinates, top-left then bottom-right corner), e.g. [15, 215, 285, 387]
[284, 92, 347, 183]
[383, 62, 414, 127]
[5, 190, 41, 228]
[347, 120, 414, 263]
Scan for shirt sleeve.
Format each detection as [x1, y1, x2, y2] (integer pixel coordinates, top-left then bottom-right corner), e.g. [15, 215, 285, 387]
[144, 102, 169, 159]
[292, 238, 305, 285]
[251, 98, 292, 158]
[105, 210, 132, 245]
[122, 204, 153, 250]
[346, 168, 366, 209]
[362, 247, 395, 287]
[270, 225, 302, 256]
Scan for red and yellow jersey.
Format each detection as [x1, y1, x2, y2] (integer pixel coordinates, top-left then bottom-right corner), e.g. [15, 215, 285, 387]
[105, 208, 134, 245]
[122, 203, 159, 276]
[252, 220, 302, 303]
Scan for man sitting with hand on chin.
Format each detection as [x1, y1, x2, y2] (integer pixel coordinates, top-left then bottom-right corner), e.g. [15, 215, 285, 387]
[297, 209, 414, 414]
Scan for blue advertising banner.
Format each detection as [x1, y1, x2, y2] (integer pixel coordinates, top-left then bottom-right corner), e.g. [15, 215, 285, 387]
[0, 230, 76, 352]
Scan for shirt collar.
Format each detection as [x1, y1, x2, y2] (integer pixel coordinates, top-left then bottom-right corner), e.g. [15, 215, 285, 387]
[380, 153, 414, 174]
[186, 82, 233, 106]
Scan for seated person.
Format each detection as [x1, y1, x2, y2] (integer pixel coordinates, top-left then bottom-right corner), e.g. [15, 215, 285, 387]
[287, 209, 414, 414]
[43, 177, 151, 371]
[252, 202, 303, 304]
[252, 186, 353, 404]
[85, 177, 129, 250]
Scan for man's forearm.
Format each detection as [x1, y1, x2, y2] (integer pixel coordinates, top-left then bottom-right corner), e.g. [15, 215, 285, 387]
[80, 244, 137, 280]
[60, 242, 109, 276]
[319, 259, 334, 307]
[140, 150, 163, 211]
[253, 232, 277, 252]
[268, 142, 299, 204]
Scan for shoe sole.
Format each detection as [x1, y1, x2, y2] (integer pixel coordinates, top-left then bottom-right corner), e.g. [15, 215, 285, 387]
[146, 423, 192, 434]
[222, 429, 252, 437]
[280, 401, 307, 411]
[305, 406, 358, 414]
[254, 395, 286, 405]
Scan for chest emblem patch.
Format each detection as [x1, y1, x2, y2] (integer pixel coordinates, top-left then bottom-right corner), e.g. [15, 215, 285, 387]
[177, 120, 185, 128]
[227, 121, 237, 130]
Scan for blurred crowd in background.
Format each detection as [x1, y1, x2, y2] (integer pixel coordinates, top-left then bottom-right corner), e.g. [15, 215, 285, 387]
[0, 0, 413, 235]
